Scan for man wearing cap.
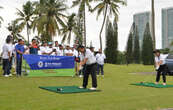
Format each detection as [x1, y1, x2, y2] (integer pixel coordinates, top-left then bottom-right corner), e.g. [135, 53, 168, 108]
[154, 50, 168, 85]
[78, 46, 97, 90]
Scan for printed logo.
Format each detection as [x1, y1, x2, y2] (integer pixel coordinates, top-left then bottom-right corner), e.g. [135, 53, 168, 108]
[38, 61, 44, 68]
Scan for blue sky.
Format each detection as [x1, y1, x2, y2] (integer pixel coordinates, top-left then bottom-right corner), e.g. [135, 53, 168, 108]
[0, 0, 173, 52]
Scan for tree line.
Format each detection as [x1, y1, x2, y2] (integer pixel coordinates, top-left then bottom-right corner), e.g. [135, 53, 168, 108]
[0, 0, 126, 49]
[126, 22, 154, 65]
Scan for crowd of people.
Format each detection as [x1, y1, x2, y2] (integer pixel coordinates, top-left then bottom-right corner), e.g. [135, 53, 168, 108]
[1, 35, 106, 79]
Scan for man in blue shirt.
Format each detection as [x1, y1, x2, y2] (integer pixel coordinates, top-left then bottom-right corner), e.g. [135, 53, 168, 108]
[15, 39, 25, 76]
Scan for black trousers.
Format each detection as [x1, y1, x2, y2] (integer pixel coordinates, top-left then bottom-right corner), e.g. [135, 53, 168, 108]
[156, 64, 166, 83]
[83, 63, 97, 88]
[3, 59, 10, 75]
[16, 58, 22, 76]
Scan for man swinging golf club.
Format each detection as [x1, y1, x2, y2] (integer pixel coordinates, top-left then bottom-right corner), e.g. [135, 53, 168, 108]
[154, 50, 168, 85]
[78, 46, 97, 90]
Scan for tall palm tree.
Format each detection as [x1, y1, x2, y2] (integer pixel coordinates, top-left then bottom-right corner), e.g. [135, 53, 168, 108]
[32, 0, 67, 42]
[7, 21, 26, 41]
[15, 1, 34, 45]
[71, 0, 93, 47]
[151, 0, 156, 50]
[92, 0, 126, 50]
[0, 6, 4, 27]
[61, 13, 82, 44]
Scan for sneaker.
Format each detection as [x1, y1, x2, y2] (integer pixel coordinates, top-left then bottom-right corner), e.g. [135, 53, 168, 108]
[163, 83, 166, 86]
[89, 87, 97, 90]
[97, 75, 100, 77]
[155, 82, 158, 85]
[79, 75, 83, 78]
[101, 75, 104, 77]
[4, 75, 9, 77]
[79, 86, 85, 89]
[9, 74, 13, 77]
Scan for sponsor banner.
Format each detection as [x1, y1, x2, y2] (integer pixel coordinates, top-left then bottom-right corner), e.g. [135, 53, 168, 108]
[23, 54, 75, 70]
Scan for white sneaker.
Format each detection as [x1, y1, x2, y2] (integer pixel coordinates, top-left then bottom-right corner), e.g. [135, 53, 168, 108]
[79, 75, 83, 78]
[155, 82, 158, 85]
[79, 86, 85, 89]
[101, 75, 104, 77]
[4, 75, 9, 77]
[89, 87, 97, 90]
[163, 83, 166, 86]
[9, 74, 13, 77]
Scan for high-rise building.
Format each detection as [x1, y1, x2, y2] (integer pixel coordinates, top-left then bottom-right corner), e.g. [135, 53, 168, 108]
[162, 7, 173, 49]
[133, 12, 151, 48]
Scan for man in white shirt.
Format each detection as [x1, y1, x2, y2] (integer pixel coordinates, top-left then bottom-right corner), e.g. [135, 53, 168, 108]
[40, 42, 54, 55]
[57, 45, 64, 56]
[96, 49, 106, 76]
[72, 47, 78, 57]
[53, 41, 59, 54]
[154, 50, 167, 85]
[2, 38, 12, 77]
[78, 46, 97, 90]
[64, 45, 73, 56]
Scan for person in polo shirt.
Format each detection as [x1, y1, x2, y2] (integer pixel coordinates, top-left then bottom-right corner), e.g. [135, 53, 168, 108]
[154, 50, 168, 85]
[96, 49, 106, 77]
[78, 46, 97, 90]
[29, 38, 38, 54]
[57, 44, 64, 56]
[15, 39, 25, 77]
[64, 45, 73, 56]
[2, 37, 12, 77]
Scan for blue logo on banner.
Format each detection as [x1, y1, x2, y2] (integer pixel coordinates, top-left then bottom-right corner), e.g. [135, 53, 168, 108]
[23, 55, 75, 70]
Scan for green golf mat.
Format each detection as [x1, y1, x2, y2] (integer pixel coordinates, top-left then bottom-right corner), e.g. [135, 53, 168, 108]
[39, 86, 100, 94]
[131, 82, 173, 88]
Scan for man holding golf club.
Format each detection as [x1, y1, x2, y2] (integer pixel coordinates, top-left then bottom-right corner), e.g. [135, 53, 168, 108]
[78, 46, 97, 90]
[154, 50, 168, 85]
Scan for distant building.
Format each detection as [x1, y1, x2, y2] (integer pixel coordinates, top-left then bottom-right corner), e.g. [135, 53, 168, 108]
[133, 12, 152, 48]
[162, 7, 173, 49]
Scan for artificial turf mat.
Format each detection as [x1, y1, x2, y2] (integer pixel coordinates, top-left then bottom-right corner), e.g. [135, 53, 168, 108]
[131, 82, 173, 88]
[39, 86, 100, 94]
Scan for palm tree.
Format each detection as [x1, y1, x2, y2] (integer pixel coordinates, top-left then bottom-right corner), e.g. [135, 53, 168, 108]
[61, 13, 82, 44]
[15, 1, 34, 45]
[151, 0, 156, 50]
[32, 0, 67, 42]
[0, 6, 4, 27]
[71, 0, 93, 47]
[92, 0, 126, 50]
[7, 21, 26, 41]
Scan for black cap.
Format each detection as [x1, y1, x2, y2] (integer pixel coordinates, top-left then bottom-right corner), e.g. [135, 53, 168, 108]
[153, 50, 160, 53]
[77, 45, 85, 49]
[89, 46, 94, 49]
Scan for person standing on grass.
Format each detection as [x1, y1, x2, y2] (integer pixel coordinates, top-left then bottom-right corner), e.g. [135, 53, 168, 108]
[96, 49, 106, 77]
[78, 46, 97, 90]
[2, 37, 13, 77]
[154, 50, 168, 85]
[54, 41, 59, 52]
[57, 45, 64, 56]
[15, 39, 25, 77]
[64, 45, 73, 56]
[29, 38, 38, 55]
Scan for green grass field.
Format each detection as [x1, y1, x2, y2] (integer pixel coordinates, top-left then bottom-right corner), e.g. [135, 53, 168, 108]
[1, 64, 173, 110]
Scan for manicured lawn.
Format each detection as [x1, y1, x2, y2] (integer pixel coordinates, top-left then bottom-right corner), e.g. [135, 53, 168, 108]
[0, 64, 173, 110]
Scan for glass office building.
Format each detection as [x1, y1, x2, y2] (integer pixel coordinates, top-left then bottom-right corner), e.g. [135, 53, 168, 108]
[162, 7, 173, 49]
[133, 12, 151, 48]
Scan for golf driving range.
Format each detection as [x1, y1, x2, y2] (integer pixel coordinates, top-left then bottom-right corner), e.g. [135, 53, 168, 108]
[1, 64, 173, 110]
